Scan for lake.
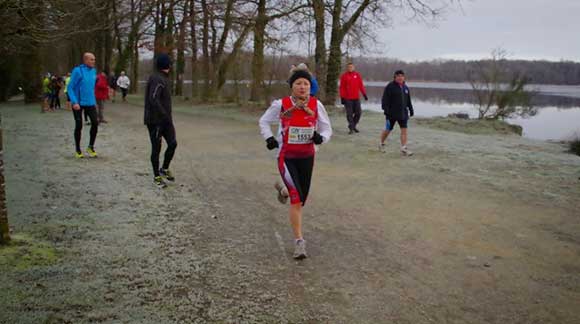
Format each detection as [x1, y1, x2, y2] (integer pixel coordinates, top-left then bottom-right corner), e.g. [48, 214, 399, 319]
[143, 80, 580, 141]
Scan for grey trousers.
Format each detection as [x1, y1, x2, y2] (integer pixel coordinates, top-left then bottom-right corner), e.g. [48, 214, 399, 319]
[344, 99, 362, 130]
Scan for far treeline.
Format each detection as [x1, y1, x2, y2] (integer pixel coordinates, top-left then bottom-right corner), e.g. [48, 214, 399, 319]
[354, 58, 580, 85]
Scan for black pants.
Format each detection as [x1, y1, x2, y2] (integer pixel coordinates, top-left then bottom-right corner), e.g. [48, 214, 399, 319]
[50, 92, 61, 109]
[121, 88, 128, 100]
[73, 107, 98, 153]
[344, 99, 362, 130]
[147, 123, 177, 177]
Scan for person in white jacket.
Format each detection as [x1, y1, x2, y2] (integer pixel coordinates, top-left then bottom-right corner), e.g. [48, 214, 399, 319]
[258, 66, 332, 260]
[116, 71, 131, 102]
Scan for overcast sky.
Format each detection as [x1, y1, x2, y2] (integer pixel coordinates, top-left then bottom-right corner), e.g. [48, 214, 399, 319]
[370, 0, 580, 62]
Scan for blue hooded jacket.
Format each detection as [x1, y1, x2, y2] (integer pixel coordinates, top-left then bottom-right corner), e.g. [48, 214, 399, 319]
[310, 77, 319, 96]
[67, 64, 97, 107]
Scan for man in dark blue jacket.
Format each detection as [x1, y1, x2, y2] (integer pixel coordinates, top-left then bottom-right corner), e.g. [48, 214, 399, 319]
[67, 52, 99, 158]
[379, 70, 414, 156]
[144, 54, 177, 188]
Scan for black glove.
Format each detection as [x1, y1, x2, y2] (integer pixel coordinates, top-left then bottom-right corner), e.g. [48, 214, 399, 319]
[409, 109, 414, 117]
[312, 131, 323, 145]
[266, 136, 279, 150]
[363, 94, 368, 101]
[341, 98, 346, 105]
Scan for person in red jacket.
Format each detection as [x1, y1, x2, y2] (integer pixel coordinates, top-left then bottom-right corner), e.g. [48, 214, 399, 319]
[95, 71, 110, 123]
[339, 62, 368, 134]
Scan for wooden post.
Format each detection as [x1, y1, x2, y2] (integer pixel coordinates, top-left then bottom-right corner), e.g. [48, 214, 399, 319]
[0, 114, 10, 244]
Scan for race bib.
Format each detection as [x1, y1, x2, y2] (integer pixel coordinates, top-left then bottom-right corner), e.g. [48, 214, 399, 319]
[288, 126, 314, 144]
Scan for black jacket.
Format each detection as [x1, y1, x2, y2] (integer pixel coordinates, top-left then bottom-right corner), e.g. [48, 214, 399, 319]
[144, 72, 172, 125]
[381, 81, 413, 120]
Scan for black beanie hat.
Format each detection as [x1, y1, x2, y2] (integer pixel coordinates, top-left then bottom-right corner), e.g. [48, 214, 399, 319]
[156, 53, 172, 70]
[394, 69, 405, 77]
[288, 69, 312, 87]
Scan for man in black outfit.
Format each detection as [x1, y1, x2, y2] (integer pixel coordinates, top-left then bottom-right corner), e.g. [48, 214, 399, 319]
[379, 70, 414, 156]
[144, 53, 177, 188]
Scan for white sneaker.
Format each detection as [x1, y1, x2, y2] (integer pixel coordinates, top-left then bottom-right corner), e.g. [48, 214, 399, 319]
[378, 142, 386, 153]
[293, 239, 307, 260]
[400, 146, 413, 156]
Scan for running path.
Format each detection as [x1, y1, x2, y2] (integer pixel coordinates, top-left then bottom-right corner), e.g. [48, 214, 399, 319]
[1, 101, 578, 323]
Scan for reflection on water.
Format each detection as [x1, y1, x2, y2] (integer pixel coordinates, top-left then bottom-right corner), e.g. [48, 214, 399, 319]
[140, 81, 580, 140]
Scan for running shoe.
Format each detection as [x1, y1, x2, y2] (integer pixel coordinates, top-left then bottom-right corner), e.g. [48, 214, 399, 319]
[75, 151, 84, 159]
[274, 182, 289, 204]
[400, 146, 413, 156]
[353, 128, 360, 133]
[378, 143, 386, 153]
[293, 240, 308, 260]
[348, 129, 354, 135]
[159, 168, 175, 181]
[87, 147, 98, 158]
[153, 176, 167, 188]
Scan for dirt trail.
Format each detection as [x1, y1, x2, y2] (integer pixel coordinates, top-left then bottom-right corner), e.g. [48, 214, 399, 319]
[1, 100, 579, 323]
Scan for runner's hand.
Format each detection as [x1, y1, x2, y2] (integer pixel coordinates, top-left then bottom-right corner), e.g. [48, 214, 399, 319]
[363, 94, 368, 101]
[340, 98, 346, 105]
[410, 109, 414, 117]
[266, 137, 279, 150]
[312, 131, 323, 145]
[72, 104, 80, 111]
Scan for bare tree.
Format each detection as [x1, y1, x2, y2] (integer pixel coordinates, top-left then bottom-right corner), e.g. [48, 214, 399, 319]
[469, 48, 536, 119]
[249, 0, 307, 103]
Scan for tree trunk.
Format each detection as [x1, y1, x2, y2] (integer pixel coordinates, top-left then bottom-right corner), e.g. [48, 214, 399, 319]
[0, 114, 10, 244]
[312, 0, 326, 99]
[189, 0, 198, 99]
[250, 0, 267, 103]
[200, 0, 212, 101]
[324, 0, 343, 105]
[175, 2, 188, 97]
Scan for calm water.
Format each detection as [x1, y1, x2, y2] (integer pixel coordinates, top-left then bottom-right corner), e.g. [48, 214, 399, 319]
[142, 81, 580, 140]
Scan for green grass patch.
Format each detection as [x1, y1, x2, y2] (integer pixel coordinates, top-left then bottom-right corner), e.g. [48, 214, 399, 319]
[0, 234, 59, 271]
[414, 117, 523, 136]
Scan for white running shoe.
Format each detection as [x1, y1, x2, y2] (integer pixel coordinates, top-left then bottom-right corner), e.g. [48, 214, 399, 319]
[378, 142, 386, 153]
[400, 146, 413, 156]
[293, 240, 307, 260]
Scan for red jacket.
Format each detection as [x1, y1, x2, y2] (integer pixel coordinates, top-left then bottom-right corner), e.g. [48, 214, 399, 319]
[95, 74, 109, 101]
[339, 71, 367, 100]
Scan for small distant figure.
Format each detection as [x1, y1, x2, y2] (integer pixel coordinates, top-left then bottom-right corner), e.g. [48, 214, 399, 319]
[49, 75, 63, 110]
[95, 71, 110, 123]
[339, 62, 368, 134]
[64, 72, 72, 111]
[116, 71, 130, 102]
[379, 70, 414, 156]
[41, 73, 51, 112]
[108, 72, 117, 102]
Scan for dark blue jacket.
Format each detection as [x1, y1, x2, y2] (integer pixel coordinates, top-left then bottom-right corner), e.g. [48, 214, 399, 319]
[382, 81, 414, 120]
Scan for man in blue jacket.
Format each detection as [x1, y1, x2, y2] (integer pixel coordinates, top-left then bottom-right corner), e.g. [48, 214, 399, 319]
[379, 70, 414, 156]
[67, 52, 99, 158]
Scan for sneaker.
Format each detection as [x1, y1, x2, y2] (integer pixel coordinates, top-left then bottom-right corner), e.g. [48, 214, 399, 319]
[293, 239, 307, 260]
[353, 128, 360, 133]
[153, 176, 167, 188]
[348, 129, 354, 135]
[378, 143, 386, 153]
[159, 168, 175, 181]
[75, 151, 84, 159]
[274, 182, 289, 204]
[400, 146, 413, 156]
[87, 147, 98, 158]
